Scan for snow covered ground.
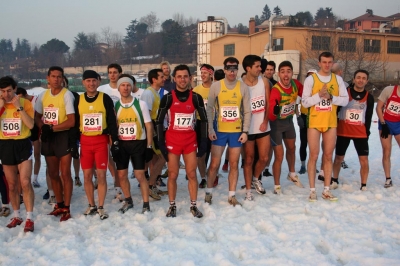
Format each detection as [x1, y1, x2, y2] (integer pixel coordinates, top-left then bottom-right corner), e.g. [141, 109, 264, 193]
[1, 106, 400, 265]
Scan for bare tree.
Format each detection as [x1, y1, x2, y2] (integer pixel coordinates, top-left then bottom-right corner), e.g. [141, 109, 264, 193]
[172, 12, 199, 27]
[139, 12, 160, 33]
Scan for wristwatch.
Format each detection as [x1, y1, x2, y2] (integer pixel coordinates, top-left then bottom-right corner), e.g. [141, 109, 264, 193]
[147, 145, 153, 149]
[113, 141, 119, 145]
[17, 106, 24, 112]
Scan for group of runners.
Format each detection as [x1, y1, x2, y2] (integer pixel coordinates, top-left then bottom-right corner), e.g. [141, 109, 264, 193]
[1, 51, 399, 233]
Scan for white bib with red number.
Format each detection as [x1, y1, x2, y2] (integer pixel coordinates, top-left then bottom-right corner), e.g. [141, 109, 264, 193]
[83, 113, 102, 132]
[1, 118, 21, 137]
[118, 123, 137, 140]
[43, 107, 59, 125]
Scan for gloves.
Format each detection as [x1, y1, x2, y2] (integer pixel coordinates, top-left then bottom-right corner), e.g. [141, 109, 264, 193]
[197, 138, 208, 158]
[145, 148, 153, 163]
[380, 123, 390, 139]
[297, 116, 305, 129]
[70, 144, 79, 159]
[111, 142, 121, 163]
[158, 140, 169, 162]
[273, 100, 280, 116]
[41, 124, 53, 142]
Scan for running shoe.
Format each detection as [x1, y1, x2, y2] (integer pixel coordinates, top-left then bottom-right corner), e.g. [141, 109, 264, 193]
[149, 186, 161, 200]
[119, 200, 134, 214]
[245, 191, 254, 201]
[43, 190, 50, 200]
[252, 180, 266, 194]
[97, 207, 109, 220]
[273, 186, 281, 195]
[384, 178, 393, 188]
[156, 176, 166, 187]
[287, 174, 304, 188]
[298, 166, 306, 174]
[6, 217, 23, 228]
[190, 206, 203, 218]
[360, 186, 367, 191]
[114, 192, 125, 202]
[318, 175, 325, 181]
[130, 172, 135, 179]
[166, 205, 177, 217]
[222, 163, 228, 172]
[330, 178, 339, 190]
[198, 179, 207, 188]
[32, 180, 41, 188]
[74, 177, 82, 187]
[60, 211, 71, 222]
[263, 169, 272, 177]
[160, 169, 168, 178]
[0, 207, 10, 217]
[309, 191, 317, 202]
[322, 190, 338, 201]
[142, 206, 150, 214]
[24, 219, 34, 233]
[48, 196, 56, 205]
[48, 205, 69, 216]
[83, 205, 98, 215]
[205, 193, 212, 204]
[341, 161, 349, 169]
[228, 195, 242, 207]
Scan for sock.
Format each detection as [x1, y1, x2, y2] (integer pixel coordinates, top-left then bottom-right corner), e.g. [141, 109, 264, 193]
[3, 204, 9, 208]
[143, 202, 150, 209]
[228, 191, 235, 197]
[320, 170, 324, 177]
[332, 177, 338, 182]
[246, 189, 251, 194]
[205, 188, 213, 194]
[191, 200, 197, 206]
[274, 185, 281, 189]
[49, 190, 55, 197]
[252, 176, 258, 181]
[310, 188, 316, 192]
[361, 183, 366, 188]
[290, 172, 296, 178]
[125, 197, 133, 204]
[98, 206, 103, 209]
[57, 202, 65, 208]
[324, 186, 329, 192]
[301, 161, 306, 167]
[33, 174, 38, 182]
[169, 201, 176, 206]
[224, 159, 228, 164]
[386, 177, 391, 180]
[14, 209, 21, 218]
[27, 212, 33, 220]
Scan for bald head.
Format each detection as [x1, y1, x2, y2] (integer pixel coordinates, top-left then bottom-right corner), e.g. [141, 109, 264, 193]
[331, 63, 343, 76]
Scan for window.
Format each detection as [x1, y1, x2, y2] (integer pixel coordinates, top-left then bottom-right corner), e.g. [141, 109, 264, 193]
[364, 39, 380, 53]
[273, 38, 284, 51]
[311, 36, 331, 50]
[224, 44, 235, 56]
[388, 41, 400, 54]
[338, 38, 356, 52]
[358, 21, 361, 26]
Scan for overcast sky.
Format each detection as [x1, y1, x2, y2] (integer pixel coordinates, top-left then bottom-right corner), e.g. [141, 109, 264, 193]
[1, 0, 399, 49]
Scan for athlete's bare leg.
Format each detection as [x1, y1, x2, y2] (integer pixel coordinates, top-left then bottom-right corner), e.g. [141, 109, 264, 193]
[227, 147, 241, 191]
[59, 154, 73, 206]
[167, 153, 180, 201]
[283, 138, 296, 173]
[183, 151, 199, 201]
[207, 145, 225, 188]
[321, 129, 337, 187]
[307, 128, 321, 188]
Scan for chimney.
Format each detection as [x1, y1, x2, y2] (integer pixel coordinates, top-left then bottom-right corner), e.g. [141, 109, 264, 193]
[249, 17, 256, 35]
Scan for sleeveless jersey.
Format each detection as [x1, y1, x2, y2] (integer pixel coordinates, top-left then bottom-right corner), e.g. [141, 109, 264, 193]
[273, 80, 298, 120]
[215, 80, 242, 132]
[307, 73, 340, 128]
[115, 98, 146, 140]
[249, 76, 270, 134]
[337, 88, 368, 138]
[147, 87, 161, 120]
[383, 85, 400, 122]
[0, 98, 32, 140]
[42, 88, 69, 131]
[193, 84, 210, 120]
[167, 90, 196, 133]
[78, 93, 107, 136]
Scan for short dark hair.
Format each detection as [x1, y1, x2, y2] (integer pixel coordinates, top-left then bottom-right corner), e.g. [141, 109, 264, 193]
[16, 87, 27, 96]
[47, 66, 64, 76]
[0, 76, 17, 90]
[353, 69, 369, 79]
[214, 69, 225, 81]
[148, 69, 163, 84]
[261, 58, 268, 73]
[242, 55, 261, 71]
[119, 74, 136, 84]
[278, 61, 293, 71]
[63, 76, 69, 88]
[318, 51, 334, 62]
[172, 64, 191, 77]
[267, 61, 276, 70]
[200, 64, 214, 72]
[107, 63, 122, 73]
[223, 57, 239, 67]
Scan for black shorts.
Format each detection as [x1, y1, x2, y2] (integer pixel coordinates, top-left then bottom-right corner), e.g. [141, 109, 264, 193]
[335, 136, 369, 156]
[248, 131, 270, 141]
[116, 140, 146, 170]
[41, 130, 70, 158]
[0, 138, 33, 165]
[29, 124, 40, 142]
[269, 118, 296, 145]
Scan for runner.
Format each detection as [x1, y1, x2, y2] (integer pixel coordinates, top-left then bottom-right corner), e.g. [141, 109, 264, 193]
[205, 57, 251, 207]
[156, 64, 207, 217]
[332, 70, 373, 190]
[302, 52, 349, 202]
[0, 76, 35, 232]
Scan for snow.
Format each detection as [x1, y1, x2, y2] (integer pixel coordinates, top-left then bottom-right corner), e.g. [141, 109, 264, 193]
[1, 106, 400, 265]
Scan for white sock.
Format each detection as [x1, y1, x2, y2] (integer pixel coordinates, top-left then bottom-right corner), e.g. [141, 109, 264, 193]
[27, 212, 33, 220]
[3, 204, 9, 208]
[324, 186, 329, 192]
[252, 176, 258, 181]
[33, 174, 38, 182]
[310, 188, 316, 192]
[274, 185, 281, 189]
[290, 172, 296, 178]
[14, 209, 21, 218]
[228, 191, 235, 197]
[320, 170, 324, 177]
[205, 188, 213, 194]
[49, 190, 55, 197]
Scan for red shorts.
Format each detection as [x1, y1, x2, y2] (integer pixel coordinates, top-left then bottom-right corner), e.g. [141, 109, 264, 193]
[80, 134, 109, 170]
[165, 130, 197, 155]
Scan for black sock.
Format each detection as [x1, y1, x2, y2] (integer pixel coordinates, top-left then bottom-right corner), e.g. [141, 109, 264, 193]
[224, 159, 228, 164]
[98, 206, 103, 209]
[57, 202, 65, 208]
[361, 183, 366, 187]
[386, 177, 391, 180]
[125, 197, 133, 204]
[143, 202, 150, 209]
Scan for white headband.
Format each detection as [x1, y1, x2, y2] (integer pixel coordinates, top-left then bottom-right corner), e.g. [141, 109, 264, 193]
[117, 77, 133, 88]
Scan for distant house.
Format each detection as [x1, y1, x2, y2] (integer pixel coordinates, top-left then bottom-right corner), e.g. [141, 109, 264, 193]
[344, 13, 391, 33]
[256, 15, 290, 31]
[387, 13, 400, 29]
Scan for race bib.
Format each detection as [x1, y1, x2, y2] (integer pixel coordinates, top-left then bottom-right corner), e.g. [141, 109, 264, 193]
[386, 101, 400, 117]
[173, 113, 194, 130]
[315, 99, 332, 112]
[119, 123, 137, 140]
[280, 102, 295, 117]
[83, 113, 102, 132]
[251, 95, 265, 114]
[43, 107, 59, 125]
[220, 106, 239, 122]
[1, 118, 21, 137]
[345, 109, 363, 125]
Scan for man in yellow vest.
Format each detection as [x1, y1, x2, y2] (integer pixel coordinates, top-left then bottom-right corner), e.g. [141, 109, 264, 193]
[35, 66, 76, 222]
[302, 52, 349, 202]
[0, 76, 35, 232]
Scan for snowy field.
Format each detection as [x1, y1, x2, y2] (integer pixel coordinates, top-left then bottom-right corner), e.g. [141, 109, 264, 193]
[1, 98, 400, 265]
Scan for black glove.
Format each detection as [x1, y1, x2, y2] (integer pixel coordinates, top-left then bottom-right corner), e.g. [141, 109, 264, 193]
[70, 144, 79, 159]
[41, 124, 53, 142]
[381, 123, 390, 139]
[158, 140, 169, 162]
[297, 116, 305, 129]
[197, 138, 207, 158]
[273, 100, 280, 116]
[145, 148, 153, 163]
[111, 142, 121, 163]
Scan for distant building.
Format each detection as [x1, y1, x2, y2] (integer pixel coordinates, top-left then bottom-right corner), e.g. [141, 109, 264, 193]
[344, 13, 391, 33]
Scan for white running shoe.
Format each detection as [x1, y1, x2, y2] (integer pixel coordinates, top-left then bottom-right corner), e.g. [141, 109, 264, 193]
[252, 180, 266, 194]
[384, 178, 393, 188]
[322, 190, 338, 201]
[32, 180, 41, 188]
[309, 191, 317, 202]
[287, 174, 304, 188]
[330, 180, 339, 190]
[273, 186, 281, 195]
[245, 192, 254, 201]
